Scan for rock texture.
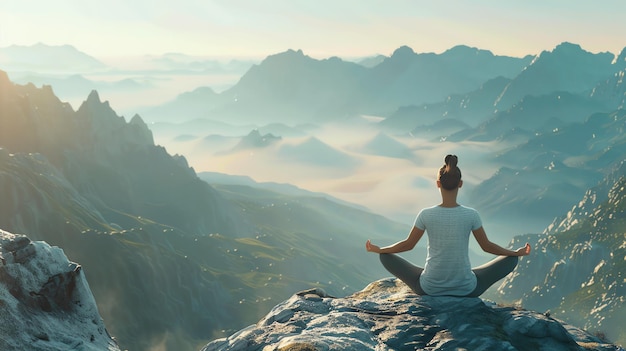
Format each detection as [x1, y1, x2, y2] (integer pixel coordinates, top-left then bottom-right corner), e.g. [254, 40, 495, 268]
[203, 278, 623, 351]
[0, 230, 119, 351]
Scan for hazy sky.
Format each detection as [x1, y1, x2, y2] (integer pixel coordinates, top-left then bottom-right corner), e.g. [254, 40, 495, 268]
[1, 0, 625, 59]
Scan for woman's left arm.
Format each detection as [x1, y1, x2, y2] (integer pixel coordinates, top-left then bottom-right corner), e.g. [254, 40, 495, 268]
[366, 226, 425, 254]
[472, 227, 531, 256]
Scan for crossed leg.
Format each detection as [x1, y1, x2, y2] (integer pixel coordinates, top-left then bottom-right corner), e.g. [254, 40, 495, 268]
[379, 253, 519, 297]
[467, 255, 519, 297]
[379, 253, 427, 295]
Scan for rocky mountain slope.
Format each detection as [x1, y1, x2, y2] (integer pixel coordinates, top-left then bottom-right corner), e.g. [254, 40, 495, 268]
[384, 43, 624, 141]
[493, 42, 619, 111]
[0, 231, 119, 351]
[379, 75, 511, 132]
[203, 278, 622, 351]
[492, 160, 626, 346]
[465, 109, 626, 233]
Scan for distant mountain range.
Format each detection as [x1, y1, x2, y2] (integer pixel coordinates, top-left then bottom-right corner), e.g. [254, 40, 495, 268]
[0, 43, 106, 73]
[144, 42, 625, 126]
[150, 41, 626, 234]
[0, 43, 258, 116]
[378, 43, 626, 234]
[493, 42, 620, 110]
[143, 45, 533, 123]
[0, 43, 256, 75]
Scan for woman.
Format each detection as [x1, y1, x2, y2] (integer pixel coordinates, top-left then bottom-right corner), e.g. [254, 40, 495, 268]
[366, 155, 531, 297]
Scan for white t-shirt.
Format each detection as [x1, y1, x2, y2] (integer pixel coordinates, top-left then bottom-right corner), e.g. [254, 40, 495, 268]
[413, 205, 482, 296]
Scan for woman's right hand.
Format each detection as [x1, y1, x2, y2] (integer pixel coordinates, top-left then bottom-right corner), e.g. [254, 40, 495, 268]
[515, 243, 531, 256]
[365, 239, 381, 253]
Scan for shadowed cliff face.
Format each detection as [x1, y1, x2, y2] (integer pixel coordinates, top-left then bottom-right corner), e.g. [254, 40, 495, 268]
[0, 231, 119, 351]
[0, 70, 241, 237]
[202, 278, 622, 351]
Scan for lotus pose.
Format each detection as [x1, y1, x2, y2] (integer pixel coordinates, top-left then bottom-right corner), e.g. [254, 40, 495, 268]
[366, 155, 531, 297]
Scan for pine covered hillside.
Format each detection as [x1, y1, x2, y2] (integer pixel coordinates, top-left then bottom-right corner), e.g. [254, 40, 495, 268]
[493, 160, 626, 346]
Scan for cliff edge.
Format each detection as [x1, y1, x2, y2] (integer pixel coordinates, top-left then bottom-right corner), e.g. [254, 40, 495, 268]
[203, 278, 622, 351]
[0, 230, 119, 351]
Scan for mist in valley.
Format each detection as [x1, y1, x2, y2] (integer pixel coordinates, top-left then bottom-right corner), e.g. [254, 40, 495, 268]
[150, 117, 511, 252]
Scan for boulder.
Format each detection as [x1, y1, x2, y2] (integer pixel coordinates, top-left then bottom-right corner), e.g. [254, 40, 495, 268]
[203, 278, 623, 351]
[0, 229, 119, 351]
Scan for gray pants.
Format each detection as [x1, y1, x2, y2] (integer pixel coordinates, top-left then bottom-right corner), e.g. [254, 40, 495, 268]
[379, 254, 519, 297]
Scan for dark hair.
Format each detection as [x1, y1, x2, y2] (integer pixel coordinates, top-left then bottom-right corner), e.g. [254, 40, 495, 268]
[438, 154, 462, 190]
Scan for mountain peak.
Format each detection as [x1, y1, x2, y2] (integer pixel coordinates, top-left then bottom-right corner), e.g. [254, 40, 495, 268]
[542, 41, 614, 62]
[86, 89, 101, 103]
[494, 42, 615, 110]
[268, 48, 306, 60]
[79, 89, 118, 121]
[390, 45, 416, 58]
[253, 48, 312, 70]
[287, 48, 304, 56]
[203, 278, 621, 350]
[444, 44, 493, 57]
[231, 129, 281, 151]
[533, 42, 587, 61]
[129, 113, 146, 126]
[553, 41, 584, 53]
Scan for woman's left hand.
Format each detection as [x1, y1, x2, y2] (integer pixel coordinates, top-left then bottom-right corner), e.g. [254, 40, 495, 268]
[365, 239, 381, 253]
[515, 243, 532, 256]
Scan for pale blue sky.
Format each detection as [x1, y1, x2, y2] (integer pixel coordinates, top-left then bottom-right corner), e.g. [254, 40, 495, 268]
[1, 0, 624, 59]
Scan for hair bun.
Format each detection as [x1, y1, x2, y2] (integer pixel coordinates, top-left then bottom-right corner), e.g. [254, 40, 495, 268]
[439, 154, 462, 190]
[444, 154, 458, 169]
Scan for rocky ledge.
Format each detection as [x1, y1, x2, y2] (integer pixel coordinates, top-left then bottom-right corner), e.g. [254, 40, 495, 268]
[0, 230, 119, 351]
[203, 278, 623, 351]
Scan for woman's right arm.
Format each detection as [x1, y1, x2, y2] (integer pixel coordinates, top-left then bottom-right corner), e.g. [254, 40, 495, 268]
[472, 227, 531, 256]
[366, 226, 425, 254]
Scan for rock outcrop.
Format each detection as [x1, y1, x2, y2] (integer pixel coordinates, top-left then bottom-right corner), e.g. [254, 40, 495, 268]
[0, 230, 119, 351]
[203, 278, 623, 351]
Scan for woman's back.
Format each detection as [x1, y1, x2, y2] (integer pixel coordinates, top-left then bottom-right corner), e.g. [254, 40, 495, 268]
[415, 205, 482, 296]
[365, 154, 530, 297]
